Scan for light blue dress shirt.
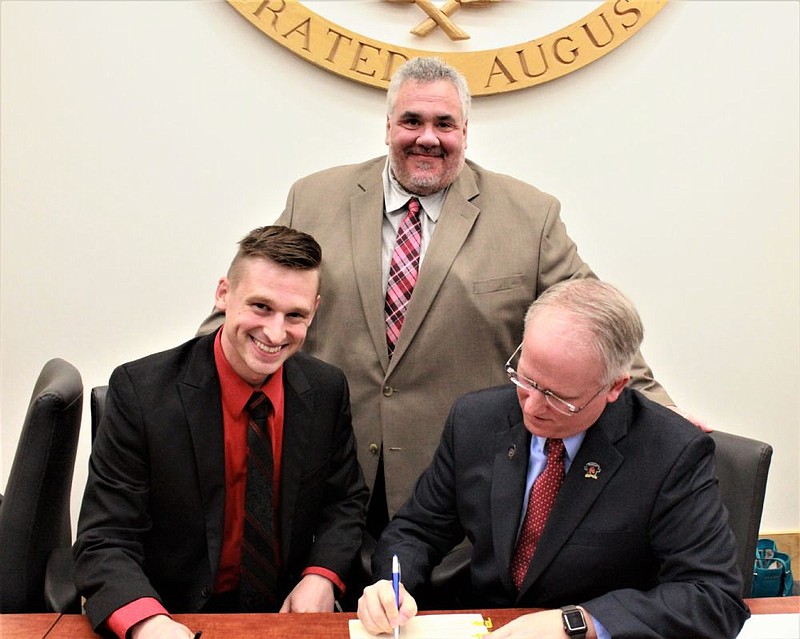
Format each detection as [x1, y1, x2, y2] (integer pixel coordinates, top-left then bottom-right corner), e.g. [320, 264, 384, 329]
[519, 433, 610, 639]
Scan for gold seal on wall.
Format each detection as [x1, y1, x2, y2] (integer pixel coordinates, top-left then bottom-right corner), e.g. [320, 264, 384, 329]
[227, 0, 668, 96]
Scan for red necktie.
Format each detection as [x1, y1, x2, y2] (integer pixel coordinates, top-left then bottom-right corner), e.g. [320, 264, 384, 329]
[511, 438, 565, 589]
[385, 198, 422, 357]
[240, 391, 279, 611]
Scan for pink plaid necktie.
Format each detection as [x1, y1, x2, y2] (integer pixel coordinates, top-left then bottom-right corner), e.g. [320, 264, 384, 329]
[511, 438, 565, 589]
[385, 198, 422, 357]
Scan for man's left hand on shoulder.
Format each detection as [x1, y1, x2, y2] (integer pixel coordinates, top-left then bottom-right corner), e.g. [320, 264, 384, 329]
[669, 405, 713, 432]
[279, 574, 335, 612]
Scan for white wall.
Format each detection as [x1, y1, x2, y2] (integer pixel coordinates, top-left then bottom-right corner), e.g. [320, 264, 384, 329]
[1, 1, 798, 537]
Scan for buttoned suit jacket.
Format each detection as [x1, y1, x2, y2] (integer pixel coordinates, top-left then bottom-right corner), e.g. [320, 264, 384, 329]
[374, 386, 748, 638]
[74, 332, 368, 631]
[269, 156, 671, 516]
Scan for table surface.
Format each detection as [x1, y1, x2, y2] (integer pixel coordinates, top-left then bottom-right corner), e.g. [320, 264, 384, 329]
[0, 613, 59, 639]
[5, 597, 798, 638]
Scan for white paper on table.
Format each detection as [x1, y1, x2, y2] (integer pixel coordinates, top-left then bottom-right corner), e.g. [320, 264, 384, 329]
[348, 613, 489, 639]
[735, 613, 800, 638]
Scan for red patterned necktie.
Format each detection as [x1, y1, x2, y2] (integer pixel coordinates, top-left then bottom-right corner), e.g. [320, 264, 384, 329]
[511, 438, 565, 589]
[385, 197, 422, 357]
[240, 391, 279, 611]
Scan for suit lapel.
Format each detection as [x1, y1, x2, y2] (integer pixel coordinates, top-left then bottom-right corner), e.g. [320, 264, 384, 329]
[348, 159, 482, 370]
[517, 397, 631, 597]
[491, 407, 532, 593]
[350, 160, 393, 371]
[178, 333, 227, 581]
[388, 164, 481, 370]
[276, 357, 314, 563]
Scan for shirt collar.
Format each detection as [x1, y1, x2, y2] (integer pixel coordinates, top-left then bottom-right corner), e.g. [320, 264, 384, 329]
[213, 329, 284, 419]
[531, 431, 587, 465]
[382, 158, 446, 223]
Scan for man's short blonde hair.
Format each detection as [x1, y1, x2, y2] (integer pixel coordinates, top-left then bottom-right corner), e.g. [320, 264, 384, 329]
[524, 279, 644, 384]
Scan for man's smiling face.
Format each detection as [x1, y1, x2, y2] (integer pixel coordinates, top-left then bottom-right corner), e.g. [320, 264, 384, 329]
[215, 256, 319, 386]
[386, 79, 468, 196]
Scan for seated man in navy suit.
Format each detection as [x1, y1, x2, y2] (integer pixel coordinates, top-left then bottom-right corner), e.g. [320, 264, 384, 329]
[357, 279, 748, 639]
[75, 226, 368, 639]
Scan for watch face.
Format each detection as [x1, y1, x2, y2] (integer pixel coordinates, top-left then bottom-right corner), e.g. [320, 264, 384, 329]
[564, 609, 587, 632]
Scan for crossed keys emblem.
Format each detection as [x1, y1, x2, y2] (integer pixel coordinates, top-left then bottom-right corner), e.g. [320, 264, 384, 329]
[386, 0, 502, 41]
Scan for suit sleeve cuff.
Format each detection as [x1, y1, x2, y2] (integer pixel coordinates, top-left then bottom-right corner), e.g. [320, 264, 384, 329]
[302, 566, 346, 595]
[106, 597, 169, 639]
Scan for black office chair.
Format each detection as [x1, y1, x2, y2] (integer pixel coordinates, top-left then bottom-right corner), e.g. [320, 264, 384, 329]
[44, 384, 109, 613]
[709, 430, 773, 597]
[0, 358, 83, 613]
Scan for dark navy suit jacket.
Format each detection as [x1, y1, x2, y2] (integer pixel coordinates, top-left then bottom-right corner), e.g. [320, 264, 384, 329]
[374, 386, 748, 638]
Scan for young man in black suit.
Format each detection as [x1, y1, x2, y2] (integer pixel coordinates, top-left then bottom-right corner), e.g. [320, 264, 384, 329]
[75, 226, 368, 639]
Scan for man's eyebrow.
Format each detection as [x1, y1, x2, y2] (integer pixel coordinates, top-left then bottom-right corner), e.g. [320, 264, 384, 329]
[518, 364, 581, 401]
[398, 110, 457, 122]
[249, 295, 314, 316]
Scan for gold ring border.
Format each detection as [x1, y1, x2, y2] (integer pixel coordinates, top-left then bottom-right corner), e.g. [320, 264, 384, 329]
[227, 0, 668, 96]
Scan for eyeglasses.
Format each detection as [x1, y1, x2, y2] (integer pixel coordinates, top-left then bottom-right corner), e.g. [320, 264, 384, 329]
[505, 343, 606, 416]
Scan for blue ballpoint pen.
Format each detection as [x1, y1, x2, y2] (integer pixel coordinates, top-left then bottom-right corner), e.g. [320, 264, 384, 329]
[391, 554, 401, 639]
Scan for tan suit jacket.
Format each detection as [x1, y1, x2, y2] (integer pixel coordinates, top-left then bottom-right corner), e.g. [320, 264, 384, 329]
[270, 157, 671, 515]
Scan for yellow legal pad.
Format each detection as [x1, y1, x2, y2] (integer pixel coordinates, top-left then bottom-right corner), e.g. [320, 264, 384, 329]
[348, 613, 491, 638]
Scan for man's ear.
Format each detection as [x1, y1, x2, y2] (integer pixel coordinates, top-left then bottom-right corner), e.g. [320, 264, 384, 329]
[385, 116, 391, 145]
[606, 375, 631, 403]
[214, 277, 230, 312]
[308, 294, 321, 326]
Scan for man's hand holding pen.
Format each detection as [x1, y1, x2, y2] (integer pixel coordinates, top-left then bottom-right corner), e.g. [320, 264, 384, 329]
[356, 574, 419, 636]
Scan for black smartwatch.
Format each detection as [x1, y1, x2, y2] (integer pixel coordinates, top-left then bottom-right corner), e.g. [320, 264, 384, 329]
[561, 605, 588, 639]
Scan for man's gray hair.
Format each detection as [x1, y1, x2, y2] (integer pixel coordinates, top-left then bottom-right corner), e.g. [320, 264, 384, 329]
[386, 57, 471, 121]
[524, 279, 645, 384]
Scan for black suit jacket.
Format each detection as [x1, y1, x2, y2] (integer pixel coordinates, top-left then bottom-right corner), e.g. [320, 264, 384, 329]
[374, 387, 749, 638]
[75, 332, 368, 630]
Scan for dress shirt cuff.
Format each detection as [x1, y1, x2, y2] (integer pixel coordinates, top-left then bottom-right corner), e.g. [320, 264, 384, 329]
[592, 613, 610, 639]
[106, 597, 169, 639]
[302, 566, 346, 595]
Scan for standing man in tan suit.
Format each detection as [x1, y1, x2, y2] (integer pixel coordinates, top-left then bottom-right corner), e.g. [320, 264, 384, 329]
[201, 57, 699, 550]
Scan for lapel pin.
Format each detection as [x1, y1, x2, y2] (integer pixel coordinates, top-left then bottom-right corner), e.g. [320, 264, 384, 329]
[584, 462, 601, 479]
[508, 445, 516, 460]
